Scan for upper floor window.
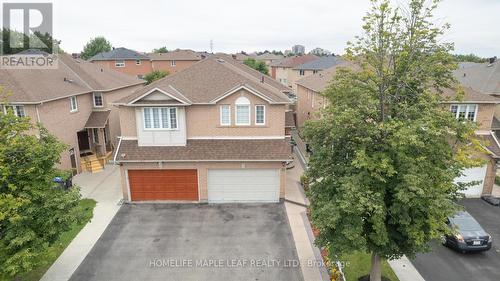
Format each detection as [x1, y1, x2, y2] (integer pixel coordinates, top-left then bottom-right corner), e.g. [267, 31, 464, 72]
[255, 105, 265, 125]
[93, 92, 103, 107]
[143, 107, 178, 130]
[220, 105, 231, 126]
[171, 60, 176, 66]
[3, 105, 25, 117]
[115, 60, 125, 67]
[313, 70, 319, 74]
[450, 104, 477, 121]
[136, 60, 141, 65]
[235, 97, 251, 125]
[299, 69, 305, 76]
[70, 96, 78, 112]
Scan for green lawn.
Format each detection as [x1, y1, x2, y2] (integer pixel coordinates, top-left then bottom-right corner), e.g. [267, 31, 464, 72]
[2, 199, 96, 281]
[340, 251, 399, 281]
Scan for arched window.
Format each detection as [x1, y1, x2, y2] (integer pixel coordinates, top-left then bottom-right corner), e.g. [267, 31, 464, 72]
[235, 96, 251, 125]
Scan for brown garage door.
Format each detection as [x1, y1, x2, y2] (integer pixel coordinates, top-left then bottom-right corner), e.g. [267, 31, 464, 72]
[128, 170, 198, 201]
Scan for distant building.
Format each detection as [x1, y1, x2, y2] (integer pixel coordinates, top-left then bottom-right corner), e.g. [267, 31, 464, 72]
[309, 47, 331, 56]
[291, 45, 305, 55]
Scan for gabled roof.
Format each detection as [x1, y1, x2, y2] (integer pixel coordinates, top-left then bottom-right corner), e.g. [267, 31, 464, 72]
[296, 61, 357, 93]
[269, 54, 319, 68]
[454, 61, 500, 94]
[254, 53, 284, 61]
[148, 49, 203, 61]
[294, 56, 345, 70]
[440, 87, 500, 103]
[116, 55, 291, 105]
[89, 47, 150, 61]
[0, 54, 144, 103]
[84, 110, 111, 128]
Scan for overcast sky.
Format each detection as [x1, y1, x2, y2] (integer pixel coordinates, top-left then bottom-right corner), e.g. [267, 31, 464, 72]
[5, 0, 500, 56]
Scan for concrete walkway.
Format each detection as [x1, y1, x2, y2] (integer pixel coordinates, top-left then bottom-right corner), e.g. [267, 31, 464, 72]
[285, 162, 330, 281]
[389, 256, 426, 281]
[41, 165, 123, 281]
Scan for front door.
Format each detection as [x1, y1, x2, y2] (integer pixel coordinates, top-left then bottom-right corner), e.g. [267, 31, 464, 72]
[69, 148, 77, 175]
[77, 130, 90, 151]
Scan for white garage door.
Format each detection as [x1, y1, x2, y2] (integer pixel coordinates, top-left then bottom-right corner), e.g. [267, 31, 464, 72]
[208, 169, 280, 203]
[456, 165, 487, 198]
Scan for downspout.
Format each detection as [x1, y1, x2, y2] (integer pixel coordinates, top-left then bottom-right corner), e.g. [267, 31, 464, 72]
[113, 136, 123, 164]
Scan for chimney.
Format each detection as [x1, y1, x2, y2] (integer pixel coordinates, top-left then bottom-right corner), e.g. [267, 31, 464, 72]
[261, 76, 265, 83]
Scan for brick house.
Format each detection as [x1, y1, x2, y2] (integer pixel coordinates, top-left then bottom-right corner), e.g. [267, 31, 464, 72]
[269, 54, 319, 88]
[90, 47, 152, 78]
[112, 55, 294, 203]
[0, 54, 144, 173]
[148, 49, 204, 74]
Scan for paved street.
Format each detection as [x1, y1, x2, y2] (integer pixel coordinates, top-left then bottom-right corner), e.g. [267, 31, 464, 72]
[412, 199, 500, 281]
[69, 204, 303, 281]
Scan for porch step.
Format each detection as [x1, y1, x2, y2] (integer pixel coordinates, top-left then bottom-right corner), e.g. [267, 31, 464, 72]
[81, 154, 104, 173]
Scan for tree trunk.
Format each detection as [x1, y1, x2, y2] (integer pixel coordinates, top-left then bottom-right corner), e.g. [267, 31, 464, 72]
[370, 252, 382, 281]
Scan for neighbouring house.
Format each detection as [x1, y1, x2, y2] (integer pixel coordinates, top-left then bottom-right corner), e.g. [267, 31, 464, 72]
[454, 58, 500, 97]
[295, 62, 500, 198]
[0, 54, 144, 174]
[269, 54, 319, 88]
[89, 47, 152, 78]
[112, 55, 293, 203]
[295, 61, 354, 128]
[291, 56, 345, 92]
[148, 49, 204, 74]
[253, 53, 284, 67]
[233, 52, 251, 62]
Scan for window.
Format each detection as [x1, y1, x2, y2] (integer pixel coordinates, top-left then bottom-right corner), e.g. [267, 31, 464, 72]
[70, 96, 78, 112]
[135, 60, 141, 65]
[93, 128, 99, 143]
[313, 70, 319, 74]
[4, 105, 25, 117]
[220, 105, 231, 126]
[115, 60, 125, 67]
[143, 107, 178, 130]
[299, 69, 305, 76]
[255, 105, 265, 125]
[450, 104, 477, 121]
[171, 60, 176, 66]
[93, 92, 103, 107]
[235, 97, 251, 125]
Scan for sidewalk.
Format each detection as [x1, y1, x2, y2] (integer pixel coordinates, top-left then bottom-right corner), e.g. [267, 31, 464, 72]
[41, 165, 123, 281]
[285, 161, 330, 281]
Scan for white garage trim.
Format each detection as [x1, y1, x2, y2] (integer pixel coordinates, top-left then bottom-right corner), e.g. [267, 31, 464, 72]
[208, 169, 280, 203]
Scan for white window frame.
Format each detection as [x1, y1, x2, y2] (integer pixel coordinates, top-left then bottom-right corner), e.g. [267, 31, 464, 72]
[115, 60, 125, 67]
[93, 92, 103, 107]
[299, 69, 305, 76]
[255, 105, 265, 125]
[142, 107, 179, 130]
[235, 96, 251, 126]
[3, 105, 25, 117]
[135, 59, 141, 65]
[450, 104, 477, 122]
[171, 60, 176, 66]
[69, 96, 78, 112]
[220, 105, 231, 126]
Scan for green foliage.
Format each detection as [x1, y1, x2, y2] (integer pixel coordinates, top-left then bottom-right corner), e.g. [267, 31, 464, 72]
[453, 53, 488, 63]
[143, 70, 169, 85]
[243, 58, 269, 75]
[302, 0, 482, 275]
[153, 46, 169, 53]
[0, 109, 82, 276]
[340, 251, 397, 281]
[80, 37, 112, 60]
[495, 175, 500, 186]
[300, 174, 310, 191]
[0, 28, 59, 55]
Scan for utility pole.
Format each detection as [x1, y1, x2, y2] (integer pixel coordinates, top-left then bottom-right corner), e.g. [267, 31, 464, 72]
[210, 40, 214, 54]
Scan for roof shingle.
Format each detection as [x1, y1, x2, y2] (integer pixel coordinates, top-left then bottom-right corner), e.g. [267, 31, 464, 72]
[90, 47, 149, 61]
[115, 139, 292, 162]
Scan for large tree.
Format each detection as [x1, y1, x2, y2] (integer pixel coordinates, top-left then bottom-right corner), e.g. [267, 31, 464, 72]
[302, 1, 481, 280]
[143, 70, 169, 85]
[0, 100, 82, 276]
[80, 36, 112, 60]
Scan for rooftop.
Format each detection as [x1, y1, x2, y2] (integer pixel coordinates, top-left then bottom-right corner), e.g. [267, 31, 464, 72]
[269, 54, 319, 68]
[294, 56, 345, 70]
[89, 47, 150, 61]
[148, 49, 204, 61]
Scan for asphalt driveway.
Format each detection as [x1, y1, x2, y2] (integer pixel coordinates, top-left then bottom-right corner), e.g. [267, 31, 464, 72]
[69, 203, 303, 281]
[412, 199, 500, 281]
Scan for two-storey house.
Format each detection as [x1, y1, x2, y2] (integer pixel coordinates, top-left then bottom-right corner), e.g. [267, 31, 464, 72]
[269, 54, 319, 88]
[0, 54, 144, 174]
[113, 55, 293, 203]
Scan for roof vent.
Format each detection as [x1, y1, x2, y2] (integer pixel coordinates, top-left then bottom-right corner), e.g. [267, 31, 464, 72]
[63, 77, 74, 83]
[261, 76, 265, 83]
[216, 58, 225, 63]
[100, 68, 103, 72]
[463, 73, 466, 77]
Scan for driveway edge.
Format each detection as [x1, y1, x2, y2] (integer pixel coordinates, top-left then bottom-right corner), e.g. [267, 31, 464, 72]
[388, 256, 426, 281]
